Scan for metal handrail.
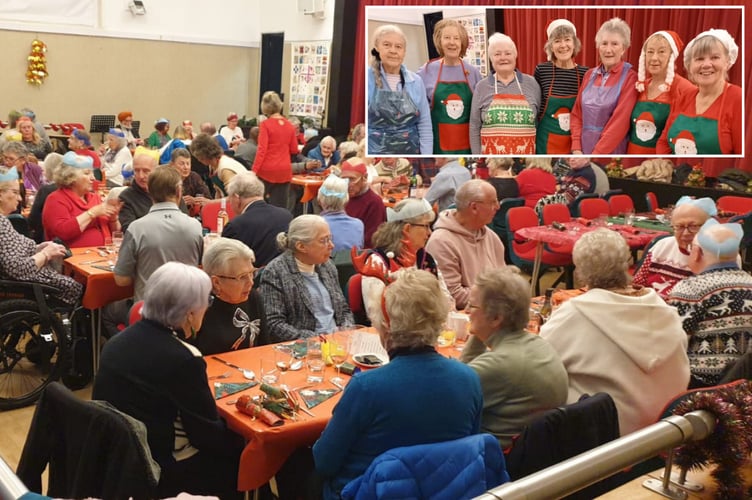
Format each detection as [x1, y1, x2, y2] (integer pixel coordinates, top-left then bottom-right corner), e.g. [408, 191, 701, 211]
[475, 410, 716, 500]
[0, 455, 29, 500]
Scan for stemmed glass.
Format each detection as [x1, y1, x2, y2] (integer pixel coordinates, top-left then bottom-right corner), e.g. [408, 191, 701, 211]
[329, 330, 351, 387]
[112, 231, 124, 252]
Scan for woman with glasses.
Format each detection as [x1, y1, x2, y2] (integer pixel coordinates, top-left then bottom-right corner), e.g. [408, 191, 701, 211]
[360, 198, 453, 325]
[260, 214, 353, 342]
[192, 237, 267, 355]
[2, 141, 45, 194]
[634, 196, 718, 298]
[93, 262, 244, 499]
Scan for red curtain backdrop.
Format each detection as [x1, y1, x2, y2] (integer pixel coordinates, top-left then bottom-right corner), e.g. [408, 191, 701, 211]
[352, 0, 748, 171]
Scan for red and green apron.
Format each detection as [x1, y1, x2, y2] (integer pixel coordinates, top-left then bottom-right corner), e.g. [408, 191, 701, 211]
[665, 84, 728, 155]
[536, 66, 581, 154]
[431, 60, 473, 155]
[480, 76, 536, 155]
[627, 99, 670, 155]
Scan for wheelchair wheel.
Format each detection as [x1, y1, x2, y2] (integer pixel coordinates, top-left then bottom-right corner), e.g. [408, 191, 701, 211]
[0, 299, 68, 410]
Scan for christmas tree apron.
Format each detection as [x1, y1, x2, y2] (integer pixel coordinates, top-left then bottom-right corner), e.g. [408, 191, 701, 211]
[480, 75, 536, 155]
[431, 60, 473, 155]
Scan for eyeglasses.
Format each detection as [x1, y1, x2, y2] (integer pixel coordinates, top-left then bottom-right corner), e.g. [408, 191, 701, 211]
[410, 223, 432, 230]
[3, 156, 22, 164]
[672, 224, 701, 234]
[316, 236, 334, 245]
[216, 271, 255, 283]
[472, 199, 500, 208]
[207, 293, 215, 307]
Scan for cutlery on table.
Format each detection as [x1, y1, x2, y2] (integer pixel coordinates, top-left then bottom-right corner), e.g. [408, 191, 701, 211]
[208, 371, 231, 380]
[211, 356, 255, 380]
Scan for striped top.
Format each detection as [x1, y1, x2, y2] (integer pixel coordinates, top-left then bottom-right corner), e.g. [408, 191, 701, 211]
[533, 62, 588, 120]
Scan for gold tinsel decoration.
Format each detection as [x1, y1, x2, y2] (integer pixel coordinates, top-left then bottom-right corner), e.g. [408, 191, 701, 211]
[26, 39, 48, 86]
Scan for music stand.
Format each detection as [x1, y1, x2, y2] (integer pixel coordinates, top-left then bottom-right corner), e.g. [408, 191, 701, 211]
[90, 115, 115, 142]
[131, 120, 141, 139]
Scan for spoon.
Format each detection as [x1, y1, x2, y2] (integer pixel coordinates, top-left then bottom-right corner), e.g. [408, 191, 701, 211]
[211, 356, 255, 380]
[289, 360, 304, 371]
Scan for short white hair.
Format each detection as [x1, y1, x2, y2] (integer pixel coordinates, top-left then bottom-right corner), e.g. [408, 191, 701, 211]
[141, 262, 212, 328]
[488, 33, 517, 58]
[202, 237, 255, 276]
[317, 175, 349, 212]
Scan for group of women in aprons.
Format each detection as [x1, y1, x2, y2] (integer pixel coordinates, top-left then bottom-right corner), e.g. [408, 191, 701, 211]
[367, 18, 741, 158]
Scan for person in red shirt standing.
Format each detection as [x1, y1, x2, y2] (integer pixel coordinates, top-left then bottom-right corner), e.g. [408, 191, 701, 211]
[252, 91, 299, 210]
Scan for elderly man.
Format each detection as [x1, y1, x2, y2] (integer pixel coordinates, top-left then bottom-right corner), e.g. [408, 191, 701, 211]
[341, 159, 386, 248]
[460, 267, 568, 448]
[235, 126, 259, 167]
[199, 122, 229, 151]
[425, 179, 506, 310]
[222, 171, 292, 267]
[118, 149, 157, 232]
[103, 166, 204, 337]
[668, 219, 752, 387]
[634, 196, 718, 298]
[423, 157, 471, 212]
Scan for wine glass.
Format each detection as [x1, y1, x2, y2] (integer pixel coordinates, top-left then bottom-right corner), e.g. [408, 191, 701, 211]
[275, 349, 294, 379]
[112, 231, 124, 253]
[329, 330, 351, 387]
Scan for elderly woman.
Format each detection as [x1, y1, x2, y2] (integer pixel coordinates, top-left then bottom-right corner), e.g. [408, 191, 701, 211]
[307, 136, 340, 173]
[190, 133, 246, 198]
[540, 229, 690, 436]
[470, 33, 541, 156]
[658, 29, 741, 156]
[318, 174, 363, 253]
[0, 166, 82, 305]
[313, 268, 482, 500]
[2, 141, 45, 193]
[92, 262, 244, 499]
[116, 111, 142, 148]
[146, 118, 171, 149]
[417, 19, 482, 155]
[67, 129, 101, 171]
[16, 116, 52, 161]
[251, 91, 299, 209]
[191, 238, 267, 355]
[634, 196, 720, 298]
[368, 24, 432, 155]
[98, 128, 133, 187]
[534, 19, 589, 154]
[487, 158, 519, 201]
[627, 31, 695, 154]
[571, 18, 638, 155]
[219, 112, 245, 149]
[260, 214, 353, 342]
[515, 157, 556, 208]
[42, 152, 121, 248]
[169, 149, 210, 213]
[361, 198, 452, 324]
[461, 267, 567, 447]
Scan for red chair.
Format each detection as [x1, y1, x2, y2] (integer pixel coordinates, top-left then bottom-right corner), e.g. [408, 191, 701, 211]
[506, 207, 574, 295]
[578, 198, 610, 220]
[128, 300, 144, 326]
[645, 192, 659, 212]
[607, 194, 635, 217]
[346, 274, 369, 325]
[717, 196, 752, 215]
[200, 199, 236, 232]
[541, 203, 571, 226]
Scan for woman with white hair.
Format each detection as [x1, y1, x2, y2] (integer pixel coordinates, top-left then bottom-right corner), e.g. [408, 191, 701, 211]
[93, 262, 244, 499]
[658, 29, 741, 155]
[192, 237, 266, 355]
[470, 32, 541, 155]
[367, 24, 432, 155]
[571, 17, 638, 155]
[307, 135, 340, 173]
[534, 19, 589, 154]
[98, 128, 133, 187]
[318, 174, 363, 252]
[314, 268, 482, 500]
[260, 214, 353, 342]
[627, 31, 695, 154]
[28, 152, 63, 242]
[540, 229, 690, 436]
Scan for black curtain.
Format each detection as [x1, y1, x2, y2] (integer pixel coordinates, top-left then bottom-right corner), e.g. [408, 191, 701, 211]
[259, 32, 285, 111]
[423, 12, 443, 61]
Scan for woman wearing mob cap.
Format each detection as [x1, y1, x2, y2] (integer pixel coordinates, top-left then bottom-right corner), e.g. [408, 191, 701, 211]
[657, 28, 742, 155]
[534, 19, 589, 155]
[42, 152, 122, 248]
[627, 31, 695, 154]
[99, 128, 133, 187]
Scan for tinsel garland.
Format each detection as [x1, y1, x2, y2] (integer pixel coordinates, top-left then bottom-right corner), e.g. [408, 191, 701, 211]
[26, 39, 48, 85]
[672, 380, 752, 499]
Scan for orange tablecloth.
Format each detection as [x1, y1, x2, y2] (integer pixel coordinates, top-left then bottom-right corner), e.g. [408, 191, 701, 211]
[291, 175, 325, 203]
[209, 332, 463, 491]
[63, 247, 133, 310]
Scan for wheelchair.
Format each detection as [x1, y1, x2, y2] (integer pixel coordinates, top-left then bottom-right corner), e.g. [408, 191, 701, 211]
[0, 279, 92, 411]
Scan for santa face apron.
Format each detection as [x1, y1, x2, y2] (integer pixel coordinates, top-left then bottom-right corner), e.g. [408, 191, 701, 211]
[579, 62, 631, 154]
[665, 85, 727, 155]
[368, 70, 421, 155]
[431, 60, 473, 155]
[536, 65, 581, 154]
[627, 100, 670, 154]
[480, 75, 536, 155]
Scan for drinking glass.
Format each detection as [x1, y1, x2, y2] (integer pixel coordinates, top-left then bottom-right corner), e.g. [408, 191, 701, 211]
[623, 209, 635, 227]
[329, 331, 351, 386]
[306, 338, 325, 383]
[275, 348, 294, 379]
[260, 358, 278, 384]
[104, 236, 114, 254]
[112, 231, 124, 252]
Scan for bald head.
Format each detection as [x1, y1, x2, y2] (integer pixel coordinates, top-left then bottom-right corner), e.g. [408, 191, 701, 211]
[132, 153, 157, 191]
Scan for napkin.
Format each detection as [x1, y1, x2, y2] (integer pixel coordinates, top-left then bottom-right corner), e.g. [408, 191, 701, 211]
[298, 388, 341, 409]
[274, 339, 308, 359]
[213, 381, 257, 399]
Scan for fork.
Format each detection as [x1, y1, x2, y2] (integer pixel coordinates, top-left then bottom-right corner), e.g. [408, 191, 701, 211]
[209, 371, 231, 380]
